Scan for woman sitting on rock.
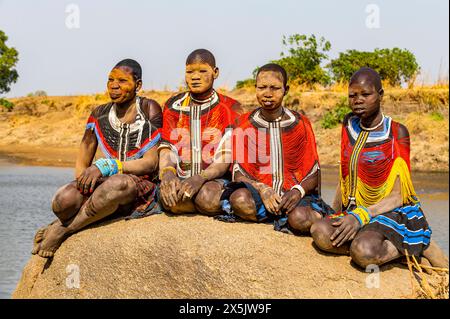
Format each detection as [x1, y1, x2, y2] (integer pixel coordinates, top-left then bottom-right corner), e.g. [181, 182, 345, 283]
[32, 59, 162, 258]
[310, 67, 448, 269]
[158, 49, 243, 216]
[216, 63, 334, 234]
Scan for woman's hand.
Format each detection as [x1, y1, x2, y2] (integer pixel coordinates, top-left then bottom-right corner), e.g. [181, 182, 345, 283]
[278, 189, 303, 214]
[177, 175, 207, 202]
[160, 171, 181, 207]
[330, 215, 361, 247]
[260, 187, 282, 215]
[76, 165, 102, 195]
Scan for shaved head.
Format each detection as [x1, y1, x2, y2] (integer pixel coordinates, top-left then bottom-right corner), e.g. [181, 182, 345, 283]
[256, 63, 288, 88]
[186, 49, 216, 68]
[114, 59, 142, 81]
[350, 67, 382, 92]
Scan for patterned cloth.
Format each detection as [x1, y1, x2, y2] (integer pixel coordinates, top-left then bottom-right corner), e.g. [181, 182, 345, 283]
[86, 96, 161, 161]
[125, 175, 162, 219]
[216, 181, 334, 234]
[338, 114, 431, 255]
[231, 108, 320, 196]
[365, 202, 431, 257]
[158, 91, 241, 179]
[340, 115, 418, 209]
[84, 97, 162, 219]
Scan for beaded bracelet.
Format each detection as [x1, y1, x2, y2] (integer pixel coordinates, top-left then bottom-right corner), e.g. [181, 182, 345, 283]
[116, 159, 123, 174]
[291, 185, 306, 199]
[94, 158, 123, 177]
[347, 206, 372, 226]
[199, 170, 210, 181]
[159, 166, 177, 180]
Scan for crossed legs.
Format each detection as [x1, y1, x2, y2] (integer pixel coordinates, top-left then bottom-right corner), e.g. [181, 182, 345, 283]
[33, 175, 138, 257]
[163, 181, 225, 216]
[228, 188, 322, 231]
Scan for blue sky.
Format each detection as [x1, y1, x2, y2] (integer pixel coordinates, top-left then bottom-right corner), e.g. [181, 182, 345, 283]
[0, 0, 448, 97]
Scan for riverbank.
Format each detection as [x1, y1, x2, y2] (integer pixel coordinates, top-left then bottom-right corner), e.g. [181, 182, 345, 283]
[0, 145, 78, 168]
[0, 86, 448, 171]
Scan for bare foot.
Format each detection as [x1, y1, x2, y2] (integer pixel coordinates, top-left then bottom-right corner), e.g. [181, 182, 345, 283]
[37, 221, 69, 258]
[31, 220, 59, 255]
[31, 227, 47, 255]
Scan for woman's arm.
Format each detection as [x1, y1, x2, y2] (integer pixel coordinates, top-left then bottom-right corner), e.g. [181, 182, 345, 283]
[122, 145, 159, 176]
[75, 129, 98, 178]
[234, 171, 268, 193]
[366, 175, 403, 216]
[158, 148, 181, 207]
[331, 182, 342, 212]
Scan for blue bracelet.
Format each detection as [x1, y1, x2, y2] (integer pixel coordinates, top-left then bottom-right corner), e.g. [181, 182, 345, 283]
[94, 158, 119, 177]
[347, 211, 363, 227]
[110, 159, 119, 175]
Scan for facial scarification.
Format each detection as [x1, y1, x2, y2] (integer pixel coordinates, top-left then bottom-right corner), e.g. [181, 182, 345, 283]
[256, 71, 286, 111]
[185, 62, 218, 96]
[107, 67, 138, 104]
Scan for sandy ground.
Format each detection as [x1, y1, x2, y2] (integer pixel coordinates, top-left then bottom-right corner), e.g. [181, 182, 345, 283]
[0, 145, 78, 167]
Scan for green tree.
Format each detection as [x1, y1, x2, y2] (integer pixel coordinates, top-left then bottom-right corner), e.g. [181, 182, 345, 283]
[321, 97, 352, 129]
[328, 48, 420, 86]
[274, 34, 331, 87]
[0, 30, 19, 94]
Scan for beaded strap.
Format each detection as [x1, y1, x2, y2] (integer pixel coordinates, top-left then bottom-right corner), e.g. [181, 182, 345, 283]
[347, 206, 372, 226]
[159, 166, 177, 180]
[94, 158, 123, 177]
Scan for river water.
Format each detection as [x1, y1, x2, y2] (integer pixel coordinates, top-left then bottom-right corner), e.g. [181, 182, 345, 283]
[0, 164, 448, 299]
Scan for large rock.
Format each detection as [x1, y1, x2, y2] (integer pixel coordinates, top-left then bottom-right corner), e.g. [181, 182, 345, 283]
[13, 214, 422, 298]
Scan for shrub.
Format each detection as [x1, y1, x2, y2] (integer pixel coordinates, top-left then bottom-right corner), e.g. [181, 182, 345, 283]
[430, 111, 444, 121]
[0, 98, 14, 111]
[328, 48, 420, 87]
[27, 90, 48, 97]
[321, 97, 351, 129]
[274, 34, 331, 87]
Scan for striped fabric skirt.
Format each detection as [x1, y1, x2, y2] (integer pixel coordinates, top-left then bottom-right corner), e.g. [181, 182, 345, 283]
[363, 203, 432, 257]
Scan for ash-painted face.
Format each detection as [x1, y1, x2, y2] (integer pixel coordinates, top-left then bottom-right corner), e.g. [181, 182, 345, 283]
[256, 71, 287, 111]
[107, 66, 142, 104]
[348, 77, 383, 120]
[185, 62, 218, 95]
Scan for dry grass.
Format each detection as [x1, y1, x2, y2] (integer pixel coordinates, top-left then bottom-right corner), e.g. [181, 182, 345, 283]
[405, 250, 449, 299]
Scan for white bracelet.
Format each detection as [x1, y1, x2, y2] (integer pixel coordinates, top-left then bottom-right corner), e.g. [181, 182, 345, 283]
[291, 185, 305, 199]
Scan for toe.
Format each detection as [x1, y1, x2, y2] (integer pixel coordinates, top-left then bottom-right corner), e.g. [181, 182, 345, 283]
[31, 244, 40, 255]
[38, 250, 52, 258]
[34, 227, 48, 243]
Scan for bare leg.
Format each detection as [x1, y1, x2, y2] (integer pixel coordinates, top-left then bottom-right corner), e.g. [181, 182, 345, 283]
[310, 218, 351, 255]
[194, 181, 225, 216]
[228, 188, 258, 222]
[37, 175, 138, 258]
[288, 206, 322, 233]
[32, 182, 87, 254]
[422, 239, 449, 268]
[350, 230, 401, 268]
[162, 198, 196, 214]
[51, 181, 87, 224]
